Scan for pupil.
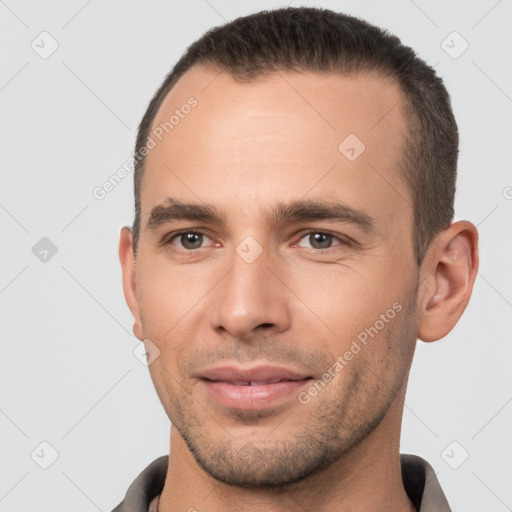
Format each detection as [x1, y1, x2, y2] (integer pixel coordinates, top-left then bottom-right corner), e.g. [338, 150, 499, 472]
[182, 233, 202, 249]
[311, 233, 331, 249]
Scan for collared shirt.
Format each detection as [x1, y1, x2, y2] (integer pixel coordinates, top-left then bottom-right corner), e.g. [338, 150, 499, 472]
[111, 453, 451, 511]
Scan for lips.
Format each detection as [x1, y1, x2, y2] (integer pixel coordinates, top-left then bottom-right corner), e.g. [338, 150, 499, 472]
[199, 364, 312, 384]
[197, 364, 314, 410]
[229, 379, 300, 386]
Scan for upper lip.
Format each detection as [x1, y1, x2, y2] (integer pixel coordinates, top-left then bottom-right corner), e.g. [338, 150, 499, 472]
[199, 364, 313, 383]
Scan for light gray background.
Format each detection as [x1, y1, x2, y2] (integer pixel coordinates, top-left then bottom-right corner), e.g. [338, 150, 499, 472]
[1, 0, 511, 510]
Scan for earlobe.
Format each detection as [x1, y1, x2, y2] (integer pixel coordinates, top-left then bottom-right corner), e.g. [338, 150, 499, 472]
[119, 226, 144, 341]
[417, 221, 479, 342]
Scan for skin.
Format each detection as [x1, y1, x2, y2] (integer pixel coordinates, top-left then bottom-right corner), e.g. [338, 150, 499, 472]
[119, 64, 479, 511]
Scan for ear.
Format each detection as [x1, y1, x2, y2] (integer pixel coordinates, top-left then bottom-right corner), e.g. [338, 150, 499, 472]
[119, 226, 144, 341]
[417, 221, 479, 342]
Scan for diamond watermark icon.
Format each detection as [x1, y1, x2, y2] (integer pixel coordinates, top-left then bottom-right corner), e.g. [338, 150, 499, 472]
[441, 31, 469, 59]
[32, 237, 58, 263]
[31, 441, 59, 469]
[441, 441, 469, 469]
[338, 134, 366, 161]
[31, 31, 59, 59]
[236, 236, 263, 263]
[133, 338, 161, 366]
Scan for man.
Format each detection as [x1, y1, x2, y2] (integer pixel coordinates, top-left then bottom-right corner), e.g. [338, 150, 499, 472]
[115, 6, 478, 511]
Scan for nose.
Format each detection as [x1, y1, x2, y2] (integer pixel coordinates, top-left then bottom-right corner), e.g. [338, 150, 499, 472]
[208, 245, 292, 340]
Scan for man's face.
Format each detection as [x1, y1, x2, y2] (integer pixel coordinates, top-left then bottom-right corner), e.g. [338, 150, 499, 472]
[124, 65, 421, 487]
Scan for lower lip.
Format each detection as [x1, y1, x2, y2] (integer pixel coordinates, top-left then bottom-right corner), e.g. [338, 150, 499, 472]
[201, 378, 312, 410]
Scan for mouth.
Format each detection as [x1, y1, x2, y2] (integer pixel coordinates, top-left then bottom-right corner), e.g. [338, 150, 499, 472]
[196, 363, 315, 410]
[204, 377, 311, 386]
[200, 376, 314, 410]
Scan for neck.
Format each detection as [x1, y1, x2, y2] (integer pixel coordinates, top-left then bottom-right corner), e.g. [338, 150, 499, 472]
[158, 394, 415, 512]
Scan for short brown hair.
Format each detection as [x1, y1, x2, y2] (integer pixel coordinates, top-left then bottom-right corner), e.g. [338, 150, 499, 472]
[131, 6, 458, 266]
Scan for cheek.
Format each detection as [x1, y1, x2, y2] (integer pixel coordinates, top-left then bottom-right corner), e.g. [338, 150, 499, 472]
[335, 306, 413, 394]
[288, 266, 412, 383]
[285, 261, 400, 338]
[135, 255, 208, 333]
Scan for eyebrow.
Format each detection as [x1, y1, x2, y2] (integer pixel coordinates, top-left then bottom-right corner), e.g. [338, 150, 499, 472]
[146, 197, 377, 235]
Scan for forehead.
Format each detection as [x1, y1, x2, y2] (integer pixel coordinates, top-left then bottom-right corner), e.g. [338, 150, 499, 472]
[150, 64, 408, 147]
[143, 64, 411, 233]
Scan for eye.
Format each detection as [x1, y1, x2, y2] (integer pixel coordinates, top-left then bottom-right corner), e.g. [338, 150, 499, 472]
[166, 231, 215, 251]
[294, 230, 349, 251]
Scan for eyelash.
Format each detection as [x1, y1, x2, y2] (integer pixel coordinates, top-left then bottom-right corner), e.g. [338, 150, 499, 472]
[162, 229, 352, 254]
